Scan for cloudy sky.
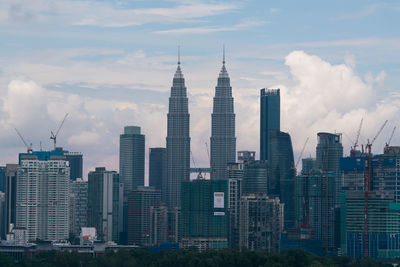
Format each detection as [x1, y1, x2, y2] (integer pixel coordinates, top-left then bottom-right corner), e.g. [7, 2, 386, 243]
[1, 0, 400, 182]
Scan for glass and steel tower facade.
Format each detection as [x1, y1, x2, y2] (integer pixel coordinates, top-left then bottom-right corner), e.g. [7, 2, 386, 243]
[210, 53, 236, 180]
[149, 147, 166, 193]
[119, 126, 145, 191]
[166, 59, 190, 210]
[260, 89, 280, 161]
[88, 167, 120, 242]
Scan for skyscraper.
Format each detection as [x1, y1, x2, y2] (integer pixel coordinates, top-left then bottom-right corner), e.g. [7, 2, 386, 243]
[260, 88, 280, 161]
[268, 130, 295, 229]
[210, 50, 236, 180]
[4, 164, 17, 236]
[149, 147, 166, 192]
[119, 126, 145, 191]
[316, 132, 343, 174]
[242, 159, 268, 195]
[0, 166, 5, 192]
[16, 153, 70, 241]
[88, 167, 119, 242]
[166, 55, 190, 210]
[69, 178, 88, 237]
[127, 186, 164, 246]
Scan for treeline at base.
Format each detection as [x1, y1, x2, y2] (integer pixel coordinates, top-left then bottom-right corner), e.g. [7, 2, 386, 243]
[0, 249, 396, 267]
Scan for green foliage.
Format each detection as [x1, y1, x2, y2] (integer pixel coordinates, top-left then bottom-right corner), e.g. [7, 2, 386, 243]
[0, 248, 394, 267]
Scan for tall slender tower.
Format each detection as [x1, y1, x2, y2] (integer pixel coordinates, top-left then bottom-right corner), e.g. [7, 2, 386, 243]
[166, 51, 190, 210]
[210, 48, 236, 180]
[260, 88, 280, 161]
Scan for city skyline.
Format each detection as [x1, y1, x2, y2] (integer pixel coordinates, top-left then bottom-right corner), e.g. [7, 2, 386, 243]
[0, 1, 399, 183]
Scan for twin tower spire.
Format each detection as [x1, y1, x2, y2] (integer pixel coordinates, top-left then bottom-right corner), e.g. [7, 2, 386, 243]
[165, 47, 236, 210]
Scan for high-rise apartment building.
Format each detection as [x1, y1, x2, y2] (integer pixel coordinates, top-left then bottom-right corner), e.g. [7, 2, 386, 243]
[180, 179, 229, 250]
[127, 186, 165, 246]
[69, 178, 88, 237]
[149, 148, 166, 192]
[227, 162, 243, 248]
[260, 88, 280, 161]
[16, 153, 70, 241]
[239, 193, 283, 252]
[88, 167, 119, 242]
[166, 58, 190, 210]
[119, 126, 145, 191]
[210, 53, 236, 180]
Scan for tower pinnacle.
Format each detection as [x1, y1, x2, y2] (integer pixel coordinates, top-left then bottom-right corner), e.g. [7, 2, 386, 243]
[178, 45, 180, 65]
[223, 44, 225, 65]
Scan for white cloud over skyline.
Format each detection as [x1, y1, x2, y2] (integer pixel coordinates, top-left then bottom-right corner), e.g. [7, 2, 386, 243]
[1, 50, 398, 184]
[0, 0, 399, 183]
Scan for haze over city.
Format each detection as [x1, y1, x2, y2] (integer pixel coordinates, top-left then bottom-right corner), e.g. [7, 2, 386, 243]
[0, 0, 399, 182]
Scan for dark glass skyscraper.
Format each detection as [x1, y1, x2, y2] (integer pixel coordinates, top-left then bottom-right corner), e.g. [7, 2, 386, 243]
[0, 166, 5, 192]
[259, 88, 295, 229]
[166, 58, 190, 210]
[316, 132, 343, 173]
[210, 53, 236, 180]
[119, 126, 145, 191]
[269, 130, 295, 229]
[260, 89, 280, 161]
[149, 147, 166, 192]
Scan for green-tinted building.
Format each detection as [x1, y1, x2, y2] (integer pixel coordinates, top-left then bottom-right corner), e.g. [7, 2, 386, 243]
[88, 167, 120, 242]
[180, 179, 228, 250]
[340, 191, 400, 259]
[296, 170, 337, 252]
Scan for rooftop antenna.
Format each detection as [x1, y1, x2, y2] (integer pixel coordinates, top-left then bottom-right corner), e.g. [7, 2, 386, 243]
[222, 44, 225, 65]
[178, 45, 180, 65]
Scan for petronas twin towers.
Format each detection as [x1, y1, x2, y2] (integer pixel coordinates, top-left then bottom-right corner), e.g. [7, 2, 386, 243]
[165, 50, 236, 210]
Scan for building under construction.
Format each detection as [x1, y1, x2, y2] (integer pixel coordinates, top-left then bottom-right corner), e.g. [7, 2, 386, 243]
[340, 147, 400, 258]
[239, 193, 283, 252]
[180, 179, 228, 250]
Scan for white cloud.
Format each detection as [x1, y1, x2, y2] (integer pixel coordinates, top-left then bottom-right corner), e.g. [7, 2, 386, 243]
[280, 51, 399, 161]
[68, 131, 101, 146]
[0, 0, 237, 27]
[154, 19, 266, 35]
[1, 50, 399, 180]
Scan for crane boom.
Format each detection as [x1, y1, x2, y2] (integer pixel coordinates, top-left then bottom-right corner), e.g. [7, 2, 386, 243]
[354, 118, 363, 150]
[387, 126, 396, 146]
[296, 137, 309, 169]
[15, 128, 32, 153]
[50, 113, 68, 150]
[371, 120, 388, 145]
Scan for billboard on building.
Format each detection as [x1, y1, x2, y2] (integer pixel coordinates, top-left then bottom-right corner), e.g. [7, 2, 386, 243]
[214, 192, 224, 208]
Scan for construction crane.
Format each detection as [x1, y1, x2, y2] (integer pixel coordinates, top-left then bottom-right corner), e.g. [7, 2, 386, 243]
[50, 113, 68, 151]
[384, 126, 396, 153]
[293, 137, 309, 228]
[363, 119, 388, 256]
[205, 142, 212, 179]
[351, 118, 363, 156]
[15, 128, 33, 153]
[190, 151, 204, 180]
